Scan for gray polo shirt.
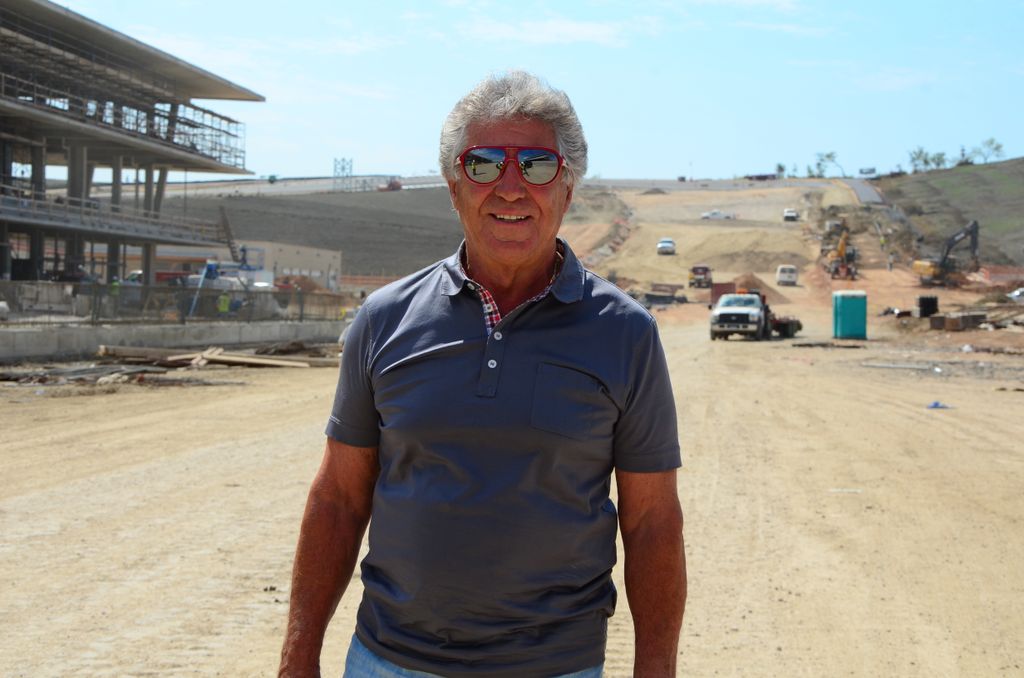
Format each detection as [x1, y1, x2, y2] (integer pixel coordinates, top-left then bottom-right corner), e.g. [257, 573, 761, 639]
[326, 239, 680, 677]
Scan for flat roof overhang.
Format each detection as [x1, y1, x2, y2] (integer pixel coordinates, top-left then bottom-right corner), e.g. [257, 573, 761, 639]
[4, 0, 264, 102]
[0, 99, 249, 173]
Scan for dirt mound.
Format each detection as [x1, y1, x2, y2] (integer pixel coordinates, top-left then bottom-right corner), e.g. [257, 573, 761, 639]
[732, 273, 790, 304]
[641, 188, 667, 195]
[698, 249, 811, 273]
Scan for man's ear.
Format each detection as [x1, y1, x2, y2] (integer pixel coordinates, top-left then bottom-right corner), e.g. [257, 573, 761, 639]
[562, 182, 574, 215]
[447, 179, 459, 211]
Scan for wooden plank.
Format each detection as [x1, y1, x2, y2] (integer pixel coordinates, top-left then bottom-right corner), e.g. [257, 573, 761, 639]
[203, 353, 310, 368]
[98, 344, 335, 367]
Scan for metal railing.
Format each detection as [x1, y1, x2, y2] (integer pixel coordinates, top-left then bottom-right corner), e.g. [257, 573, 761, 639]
[0, 71, 246, 170]
[0, 280, 354, 325]
[0, 182, 224, 245]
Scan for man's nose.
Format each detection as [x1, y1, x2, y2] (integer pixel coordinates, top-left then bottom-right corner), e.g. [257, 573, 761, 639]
[493, 162, 527, 200]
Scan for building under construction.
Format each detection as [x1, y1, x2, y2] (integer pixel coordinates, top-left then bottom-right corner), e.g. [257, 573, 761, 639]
[0, 0, 263, 284]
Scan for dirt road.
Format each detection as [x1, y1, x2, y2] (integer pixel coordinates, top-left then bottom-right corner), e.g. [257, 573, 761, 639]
[2, 181, 1022, 677]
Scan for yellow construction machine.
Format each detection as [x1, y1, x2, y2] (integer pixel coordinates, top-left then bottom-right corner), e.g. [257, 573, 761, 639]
[911, 220, 980, 286]
[824, 228, 858, 280]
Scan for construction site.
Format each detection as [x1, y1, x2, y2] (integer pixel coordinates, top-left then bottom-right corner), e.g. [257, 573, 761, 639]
[3, 2, 1024, 677]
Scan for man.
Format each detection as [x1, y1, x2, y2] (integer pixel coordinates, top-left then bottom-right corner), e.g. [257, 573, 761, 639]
[279, 71, 686, 678]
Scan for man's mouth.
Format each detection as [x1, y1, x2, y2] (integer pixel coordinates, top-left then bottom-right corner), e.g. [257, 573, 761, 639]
[493, 214, 529, 222]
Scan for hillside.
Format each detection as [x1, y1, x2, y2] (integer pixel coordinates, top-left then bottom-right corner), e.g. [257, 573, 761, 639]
[162, 187, 628, 277]
[873, 157, 1024, 266]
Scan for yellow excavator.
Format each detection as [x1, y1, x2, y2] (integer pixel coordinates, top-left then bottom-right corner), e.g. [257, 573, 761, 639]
[911, 220, 980, 286]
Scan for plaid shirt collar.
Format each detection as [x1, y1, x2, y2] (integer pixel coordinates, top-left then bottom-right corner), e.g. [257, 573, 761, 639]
[454, 241, 566, 334]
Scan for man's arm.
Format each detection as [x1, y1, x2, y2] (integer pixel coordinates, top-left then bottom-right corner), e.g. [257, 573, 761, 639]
[279, 438, 379, 678]
[616, 468, 686, 678]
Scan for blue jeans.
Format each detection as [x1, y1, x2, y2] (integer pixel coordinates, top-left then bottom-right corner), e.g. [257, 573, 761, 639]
[344, 634, 604, 677]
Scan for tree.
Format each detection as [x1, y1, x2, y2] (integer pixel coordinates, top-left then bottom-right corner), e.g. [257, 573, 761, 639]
[815, 151, 846, 177]
[908, 146, 929, 173]
[775, 163, 786, 178]
[929, 152, 947, 170]
[976, 137, 1004, 163]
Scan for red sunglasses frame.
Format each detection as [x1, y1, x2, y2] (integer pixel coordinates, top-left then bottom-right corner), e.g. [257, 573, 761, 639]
[457, 145, 567, 186]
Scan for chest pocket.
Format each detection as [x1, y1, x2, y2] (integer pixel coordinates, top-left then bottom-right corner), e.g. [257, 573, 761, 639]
[530, 362, 617, 441]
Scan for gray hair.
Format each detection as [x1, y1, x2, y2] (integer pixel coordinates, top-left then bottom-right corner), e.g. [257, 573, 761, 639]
[439, 70, 588, 185]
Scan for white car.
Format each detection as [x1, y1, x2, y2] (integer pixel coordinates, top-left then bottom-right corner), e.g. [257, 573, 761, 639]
[1008, 288, 1024, 304]
[656, 237, 676, 255]
[783, 208, 799, 221]
[701, 209, 734, 220]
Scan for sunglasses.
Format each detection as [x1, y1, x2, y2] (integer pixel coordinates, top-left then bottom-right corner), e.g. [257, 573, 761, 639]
[457, 146, 566, 186]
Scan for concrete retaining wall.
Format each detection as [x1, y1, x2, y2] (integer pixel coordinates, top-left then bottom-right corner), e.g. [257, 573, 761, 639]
[0, 320, 345, 363]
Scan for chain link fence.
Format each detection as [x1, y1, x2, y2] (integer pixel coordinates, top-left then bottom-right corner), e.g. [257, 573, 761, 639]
[0, 281, 354, 325]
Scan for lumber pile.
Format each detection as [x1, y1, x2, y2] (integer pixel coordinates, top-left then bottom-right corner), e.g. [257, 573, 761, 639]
[97, 345, 339, 368]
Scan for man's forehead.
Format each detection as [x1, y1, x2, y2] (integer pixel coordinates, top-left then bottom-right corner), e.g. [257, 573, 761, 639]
[463, 117, 557, 147]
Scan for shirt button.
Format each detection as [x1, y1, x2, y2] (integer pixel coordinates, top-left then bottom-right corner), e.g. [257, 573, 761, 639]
[467, 283, 476, 291]
[487, 359, 497, 369]
[483, 303, 494, 312]
[493, 331, 503, 341]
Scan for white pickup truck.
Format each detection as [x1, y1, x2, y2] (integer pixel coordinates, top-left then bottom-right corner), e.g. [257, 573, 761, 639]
[710, 292, 803, 341]
[710, 293, 768, 340]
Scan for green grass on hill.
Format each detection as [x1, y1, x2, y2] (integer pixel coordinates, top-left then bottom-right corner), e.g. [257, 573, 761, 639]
[874, 157, 1024, 265]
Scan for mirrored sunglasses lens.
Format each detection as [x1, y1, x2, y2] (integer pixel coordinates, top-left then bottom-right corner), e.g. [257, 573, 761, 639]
[462, 147, 505, 183]
[518, 149, 560, 185]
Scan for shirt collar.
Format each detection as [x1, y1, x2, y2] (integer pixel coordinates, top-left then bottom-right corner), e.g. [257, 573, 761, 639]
[439, 237, 584, 303]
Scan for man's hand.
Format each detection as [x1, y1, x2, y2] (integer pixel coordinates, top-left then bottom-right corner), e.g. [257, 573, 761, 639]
[278, 439, 379, 677]
[616, 468, 686, 677]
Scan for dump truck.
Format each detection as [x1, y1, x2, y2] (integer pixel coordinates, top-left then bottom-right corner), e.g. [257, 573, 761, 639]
[688, 265, 713, 288]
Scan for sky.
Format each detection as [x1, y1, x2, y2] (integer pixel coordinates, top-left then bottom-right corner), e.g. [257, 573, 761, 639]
[58, 0, 1024, 182]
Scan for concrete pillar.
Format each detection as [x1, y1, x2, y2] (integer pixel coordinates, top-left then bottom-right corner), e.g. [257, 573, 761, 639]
[111, 155, 122, 212]
[143, 164, 154, 216]
[106, 238, 121, 282]
[66, 233, 85, 274]
[86, 163, 95, 201]
[154, 167, 168, 215]
[142, 243, 156, 286]
[68, 144, 88, 205]
[0, 140, 13, 194]
[30, 230, 44, 280]
[0, 222, 10, 280]
[30, 143, 46, 201]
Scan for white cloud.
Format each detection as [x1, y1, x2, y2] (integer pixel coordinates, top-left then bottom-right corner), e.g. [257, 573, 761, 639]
[456, 16, 661, 48]
[280, 35, 400, 57]
[733, 21, 830, 37]
[855, 67, 938, 93]
[688, 0, 801, 12]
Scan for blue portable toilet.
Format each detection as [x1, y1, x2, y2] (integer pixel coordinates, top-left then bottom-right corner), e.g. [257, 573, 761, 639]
[833, 290, 867, 339]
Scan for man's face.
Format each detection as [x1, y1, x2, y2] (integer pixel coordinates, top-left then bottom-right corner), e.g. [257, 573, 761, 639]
[448, 117, 574, 274]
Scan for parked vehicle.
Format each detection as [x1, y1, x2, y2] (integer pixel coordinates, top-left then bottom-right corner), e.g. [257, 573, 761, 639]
[709, 290, 801, 340]
[656, 237, 676, 255]
[776, 264, 798, 286]
[710, 293, 767, 340]
[783, 208, 799, 221]
[688, 264, 712, 288]
[701, 209, 734, 220]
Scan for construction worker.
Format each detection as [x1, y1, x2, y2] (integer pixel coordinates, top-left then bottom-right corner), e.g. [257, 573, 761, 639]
[217, 291, 231, 317]
[108, 276, 121, 317]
